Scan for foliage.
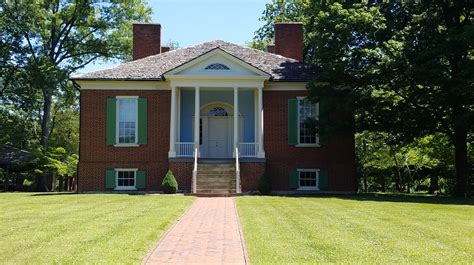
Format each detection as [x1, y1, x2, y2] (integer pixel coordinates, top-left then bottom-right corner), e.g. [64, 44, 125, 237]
[0, 193, 195, 263]
[0, 1, 152, 191]
[237, 195, 474, 264]
[161, 170, 178, 194]
[257, 173, 272, 195]
[256, 0, 473, 196]
[247, 38, 272, 51]
[0, 0, 152, 149]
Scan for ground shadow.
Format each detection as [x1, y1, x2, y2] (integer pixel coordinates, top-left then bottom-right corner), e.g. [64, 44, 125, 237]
[274, 193, 474, 206]
[29, 192, 78, 196]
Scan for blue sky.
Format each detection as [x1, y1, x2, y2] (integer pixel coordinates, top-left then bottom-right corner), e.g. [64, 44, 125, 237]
[81, 0, 270, 73]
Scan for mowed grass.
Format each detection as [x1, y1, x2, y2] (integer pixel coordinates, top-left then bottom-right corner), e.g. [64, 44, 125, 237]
[0, 193, 195, 264]
[237, 194, 474, 264]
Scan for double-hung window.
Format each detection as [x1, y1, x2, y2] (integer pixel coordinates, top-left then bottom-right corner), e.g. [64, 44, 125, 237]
[116, 169, 137, 190]
[298, 169, 319, 190]
[117, 97, 138, 145]
[298, 98, 319, 145]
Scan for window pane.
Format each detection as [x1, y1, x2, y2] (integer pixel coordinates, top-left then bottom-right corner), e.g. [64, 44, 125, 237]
[117, 171, 135, 187]
[118, 99, 137, 144]
[298, 99, 318, 144]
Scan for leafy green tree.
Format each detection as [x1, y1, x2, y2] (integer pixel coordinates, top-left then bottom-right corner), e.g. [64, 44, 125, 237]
[1, 0, 152, 148]
[256, 0, 473, 196]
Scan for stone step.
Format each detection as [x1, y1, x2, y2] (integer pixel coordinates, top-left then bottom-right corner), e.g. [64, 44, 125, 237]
[196, 188, 236, 194]
[198, 168, 235, 173]
[197, 178, 235, 184]
[198, 164, 235, 170]
[197, 182, 235, 187]
[197, 174, 235, 178]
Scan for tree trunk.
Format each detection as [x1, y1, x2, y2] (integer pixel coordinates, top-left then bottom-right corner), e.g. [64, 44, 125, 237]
[40, 92, 53, 148]
[429, 174, 439, 194]
[453, 124, 470, 197]
[363, 173, 368, 193]
[392, 152, 403, 192]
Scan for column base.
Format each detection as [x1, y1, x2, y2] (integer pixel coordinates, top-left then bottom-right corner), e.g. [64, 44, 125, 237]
[257, 151, 265, 159]
[168, 151, 176, 158]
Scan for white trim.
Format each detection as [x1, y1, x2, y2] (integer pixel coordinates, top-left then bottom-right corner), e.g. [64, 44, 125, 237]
[76, 80, 170, 90]
[114, 168, 138, 191]
[116, 96, 139, 99]
[116, 97, 138, 145]
[296, 168, 320, 191]
[169, 86, 177, 157]
[264, 82, 308, 91]
[296, 97, 320, 147]
[200, 102, 236, 116]
[164, 49, 271, 78]
[114, 144, 140, 147]
[169, 80, 265, 89]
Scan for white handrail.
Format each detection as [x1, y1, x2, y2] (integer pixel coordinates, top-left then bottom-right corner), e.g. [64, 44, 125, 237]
[192, 148, 198, 193]
[235, 147, 241, 193]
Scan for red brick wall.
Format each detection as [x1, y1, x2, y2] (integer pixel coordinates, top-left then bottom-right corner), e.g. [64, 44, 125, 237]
[274, 23, 304, 61]
[79, 89, 355, 192]
[263, 91, 356, 192]
[240, 162, 266, 191]
[78, 90, 170, 191]
[133, 23, 161, 60]
[169, 162, 192, 192]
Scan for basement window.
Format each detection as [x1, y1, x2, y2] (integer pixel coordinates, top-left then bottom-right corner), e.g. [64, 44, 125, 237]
[205, 63, 230, 70]
[298, 169, 319, 190]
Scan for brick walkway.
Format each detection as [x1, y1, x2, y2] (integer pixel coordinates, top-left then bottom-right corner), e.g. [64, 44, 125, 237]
[143, 197, 248, 264]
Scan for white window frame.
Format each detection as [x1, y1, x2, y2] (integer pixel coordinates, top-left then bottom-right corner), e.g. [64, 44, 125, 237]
[296, 97, 320, 147]
[115, 96, 139, 147]
[297, 169, 320, 191]
[114, 168, 138, 191]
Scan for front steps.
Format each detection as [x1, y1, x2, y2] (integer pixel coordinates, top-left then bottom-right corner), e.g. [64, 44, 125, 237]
[196, 163, 236, 194]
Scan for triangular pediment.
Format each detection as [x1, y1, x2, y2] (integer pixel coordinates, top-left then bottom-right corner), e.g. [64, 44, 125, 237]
[164, 48, 271, 79]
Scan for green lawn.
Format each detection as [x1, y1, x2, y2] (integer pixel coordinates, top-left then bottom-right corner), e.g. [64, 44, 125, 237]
[237, 194, 474, 264]
[0, 193, 195, 264]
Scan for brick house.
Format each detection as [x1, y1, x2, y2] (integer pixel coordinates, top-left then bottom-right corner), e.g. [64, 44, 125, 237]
[72, 22, 356, 194]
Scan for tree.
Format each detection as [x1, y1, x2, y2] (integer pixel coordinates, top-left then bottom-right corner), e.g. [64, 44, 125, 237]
[1, 0, 152, 149]
[256, 0, 473, 197]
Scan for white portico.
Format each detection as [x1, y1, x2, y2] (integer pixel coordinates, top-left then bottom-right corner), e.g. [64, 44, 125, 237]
[165, 48, 269, 159]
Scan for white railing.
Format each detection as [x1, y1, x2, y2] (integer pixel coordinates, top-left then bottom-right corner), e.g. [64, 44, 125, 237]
[192, 148, 198, 193]
[235, 147, 241, 193]
[239, 142, 258, 157]
[175, 142, 194, 157]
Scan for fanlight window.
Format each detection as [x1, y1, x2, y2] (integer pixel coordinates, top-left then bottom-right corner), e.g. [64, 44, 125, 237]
[205, 63, 230, 70]
[208, 107, 228, 116]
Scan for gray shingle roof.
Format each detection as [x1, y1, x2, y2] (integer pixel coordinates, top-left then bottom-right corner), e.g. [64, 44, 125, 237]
[72, 40, 319, 82]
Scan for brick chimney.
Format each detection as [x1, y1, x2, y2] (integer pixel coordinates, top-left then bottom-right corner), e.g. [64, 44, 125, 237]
[267, 22, 304, 61]
[133, 23, 161, 60]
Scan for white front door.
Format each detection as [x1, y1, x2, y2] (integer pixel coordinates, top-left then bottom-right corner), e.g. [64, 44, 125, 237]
[208, 117, 229, 158]
[207, 117, 229, 158]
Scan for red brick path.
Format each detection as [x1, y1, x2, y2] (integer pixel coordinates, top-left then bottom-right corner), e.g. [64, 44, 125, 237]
[144, 197, 248, 264]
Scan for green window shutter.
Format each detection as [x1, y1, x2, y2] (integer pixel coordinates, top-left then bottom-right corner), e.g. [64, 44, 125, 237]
[288, 99, 298, 145]
[136, 170, 146, 189]
[319, 170, 329, 190]
[318, 98, 329, 146]
[137, 98, 148, 145]
[106, 170, 116, 189]
[289, 170, 299, 189]
[106, 98, 116, 145]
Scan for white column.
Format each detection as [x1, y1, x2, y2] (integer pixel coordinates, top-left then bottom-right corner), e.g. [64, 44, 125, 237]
[233, 87, 239, 158]
[194, 87, 200, 157]
[257, 87, 265, 158]
[168, 86, 177, 157]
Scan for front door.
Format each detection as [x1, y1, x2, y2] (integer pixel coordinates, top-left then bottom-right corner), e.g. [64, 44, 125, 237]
[208, 117, 228, 158]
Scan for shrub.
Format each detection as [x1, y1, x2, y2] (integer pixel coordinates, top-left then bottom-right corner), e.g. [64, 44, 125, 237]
[257, 173, 271, 195]
[162, 170, 178, 194]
